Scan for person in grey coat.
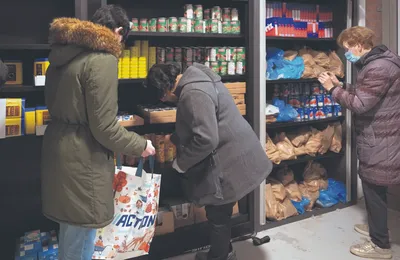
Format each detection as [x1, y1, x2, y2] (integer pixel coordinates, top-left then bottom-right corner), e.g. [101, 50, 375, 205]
[146, 62, 272, 260]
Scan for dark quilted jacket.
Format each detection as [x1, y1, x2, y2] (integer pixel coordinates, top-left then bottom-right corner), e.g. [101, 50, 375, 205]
[332, 45, 400, 186]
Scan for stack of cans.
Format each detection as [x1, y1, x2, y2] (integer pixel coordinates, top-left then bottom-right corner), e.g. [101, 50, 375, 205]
[272, 82, 342, 121]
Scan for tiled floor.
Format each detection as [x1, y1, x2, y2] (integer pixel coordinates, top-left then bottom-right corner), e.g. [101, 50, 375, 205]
[168, 201, 400, 260]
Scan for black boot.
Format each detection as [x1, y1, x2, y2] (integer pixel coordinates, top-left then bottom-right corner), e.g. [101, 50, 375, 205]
[195, 250, 237, 260]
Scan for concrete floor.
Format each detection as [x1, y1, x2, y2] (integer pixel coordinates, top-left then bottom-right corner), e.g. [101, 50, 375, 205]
[168, 201, 400, 260]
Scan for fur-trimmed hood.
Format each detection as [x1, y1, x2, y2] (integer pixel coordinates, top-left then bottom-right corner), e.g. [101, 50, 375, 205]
[48, 18, 122, 67]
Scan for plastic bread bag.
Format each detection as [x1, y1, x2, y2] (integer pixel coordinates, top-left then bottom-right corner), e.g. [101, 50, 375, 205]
[274, 133, 297, 161]
[299, 183, 319, 211]
[305, 128, 323, 156]
[277, 197, 298, 220]
[287, 127, 312, 147]
[328, 50, 345, 78]
[285, 181, 302, 202]
[265, 183, 279, 220]
[267, 177, 287, 202]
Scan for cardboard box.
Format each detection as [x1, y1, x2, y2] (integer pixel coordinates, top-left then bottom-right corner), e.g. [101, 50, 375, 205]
[194, 202, 240, 224]
[225, 82, 246, 94]
[137, 107, 177, 124]
[171, 203, 195, 229]
[155, 208, 175, 236]
[118, 115, 144, 127]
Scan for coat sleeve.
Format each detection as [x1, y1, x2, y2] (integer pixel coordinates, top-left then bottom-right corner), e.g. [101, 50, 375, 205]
[332, 65, 392, 115]
[83, 54, 146, 156]
[176, 89, 219, 172]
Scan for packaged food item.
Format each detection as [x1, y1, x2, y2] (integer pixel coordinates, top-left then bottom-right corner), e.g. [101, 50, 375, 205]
[168, 17, 178, 32]
[5, 118, 24, 137]
[277, 198, 298, 220]
[5, 98, 25, 118]
[299, 183, 319, 211]
[178, 17, 188, 33]
[267, 177, 286, 201]
[275, 166, 295, 186]
[330, 122, 343, 153]
[274, 133, 297, 161]
[194, 19, 205, 33]
[24, 108, 36, 135]
[211, 6, 222, 20]
[194, 5, 203, 20]
[231, 8, 239, 21]
[35, 106, 51, 126]
[157, 17, 167, 32]
[285, 181, 302, 202]
[266, 134, 281, 164]
[131, 18, 139, 31]
[230, 20, 241, 34]
[318, 125, 335, 154]
[155, 134, 165, 163]
[303, 161, 328, 181]
[204, 9, 211, 20]
[265, 183, 279, 220]
[287, 127, 312, 147]
[184, 4, 194, 19]
[328, 51, 345, 78]
[305, 128, 323, 156]
[139, 18, 148, 32]
[222, 21, 232, 34]
[222, 8, 231, 21]
[164, 134, 175, 163]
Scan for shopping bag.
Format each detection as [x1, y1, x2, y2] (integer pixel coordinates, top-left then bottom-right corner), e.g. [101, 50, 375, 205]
[92, 155, 161, 259]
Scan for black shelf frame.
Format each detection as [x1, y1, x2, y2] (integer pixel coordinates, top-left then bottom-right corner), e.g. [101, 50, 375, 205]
[0, 44, 51, 50]
[266, 36, 336, 42]
[266, 78, 320, 84]
[128, 31, 244, 39]
[267, 116, 344, 129]
[273, 151, 344, 169]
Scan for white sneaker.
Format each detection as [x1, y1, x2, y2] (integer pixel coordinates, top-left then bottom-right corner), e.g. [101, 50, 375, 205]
[350, 240, 392, 259]
[354, 224, 391, 242]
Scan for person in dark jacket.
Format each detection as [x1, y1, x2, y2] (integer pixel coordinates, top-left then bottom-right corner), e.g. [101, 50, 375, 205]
[41, 6, 155, 260]
[0, 59, 8, 86]
[319, 26, 400, 259]
[145, 62, 272, 260]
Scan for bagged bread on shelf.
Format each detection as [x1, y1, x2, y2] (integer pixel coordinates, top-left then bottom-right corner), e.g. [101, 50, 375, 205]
[330, 122, 343, 153]
[301, 66, 315, 78]
[265, 183, 279, 220]
[328, 51, 345, 78]
[268, 177, 287, 201]
[303, 161, 328, 181]
[275, 166, 295, 186]
[311, 50, 331, 69]
[318, 125, 335, 154]
[305, 128, 323, 156]
[266, 134, 281, 164]
[284, 50, 298, 61]
[285, 181, 302, 202]
[274, 133, 297, 161]
[312, 65, 326, 77]
[299, 183, 320, 211]
[287, 127, 312, 147]
[304, 180, 320, 192]
[294, 146, 307, 156]
[277, 197, 298, 220]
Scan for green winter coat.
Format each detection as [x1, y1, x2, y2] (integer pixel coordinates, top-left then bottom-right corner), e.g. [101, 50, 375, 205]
[41, 18, 146, 228]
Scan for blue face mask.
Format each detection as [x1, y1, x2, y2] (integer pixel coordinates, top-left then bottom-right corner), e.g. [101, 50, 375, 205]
[345, 51, 361, 63]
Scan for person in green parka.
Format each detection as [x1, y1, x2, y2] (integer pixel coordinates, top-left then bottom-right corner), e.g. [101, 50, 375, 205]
[40, 5, 155, 259]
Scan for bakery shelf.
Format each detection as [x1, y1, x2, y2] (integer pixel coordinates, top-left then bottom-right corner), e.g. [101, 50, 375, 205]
[274, 151, 344, 169]
[0, 85, 44, 93]
[267, 116, 344, 129]
[128, 31, 244, 39]
[0, 44, 51, 50]
[262, 202, 352, 230]
[266, 36, 336, 42]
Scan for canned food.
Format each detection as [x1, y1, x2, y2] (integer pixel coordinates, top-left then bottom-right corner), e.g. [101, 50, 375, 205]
[157, 17, 167, 32]
[184, 4, 194, 19]
[156, 47, 166, 63]
[186, 19, 193, 33]
[131, 18, 139, 31]
[192, 47, 203, 62]
[149, 18, 157, 32]
[227, 61, 236, 75]
[222, 21, 232, 34]
[229, 47, 236, 61]
[296, 107, 304, 121]
[219, 61, 228, 75]
[231, 8, 239, 21]
[288, 95, 301, 108]
[301, 95, 310, 107]
[209, 19, 220, 33]
[231, 20, 241, 34]
[309, 95, 317, 107]
[235, 47, 246, 61]
[212, 6, 222, 20]
[194, 5, 203, 20]
[223, 8, 231, 21]
[303, 107, 310, 121]
[217, 47, 227, 61]
[204, 9, 211, 20]
[168, 17, 178, 32]
[210, 61, 219, 74]
[235, 61, 245, 75]
[316, 108, 326, 119]
[334, 104, 342, 117]
[183, 47, 193, 62]
[194, 19, 204, 33]
[324, 94, 333, 106]
[165, 47, 174, 62]
[311, 83, 322, 95]
[323, 105, 333, 117]
[205, 47, 217, 61]
[204, 61, 211, 68]
[178, 17, 188, 33]
[174, 47, 182, 62]
[316, 94, 324, 107]
[139, 18, 148, 32]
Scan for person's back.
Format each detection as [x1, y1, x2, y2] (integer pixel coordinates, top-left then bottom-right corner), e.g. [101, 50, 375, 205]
[41, 6, 155, 260]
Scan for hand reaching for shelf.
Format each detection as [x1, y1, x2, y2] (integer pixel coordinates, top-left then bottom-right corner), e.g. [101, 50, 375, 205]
[318, 72, 334, 92]
[141, 140, 156, 157]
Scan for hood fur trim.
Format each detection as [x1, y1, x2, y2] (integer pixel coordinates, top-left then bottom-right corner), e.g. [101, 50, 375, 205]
[49, 18, 122, 58]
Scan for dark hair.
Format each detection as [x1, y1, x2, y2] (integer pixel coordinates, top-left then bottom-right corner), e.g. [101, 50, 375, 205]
[91, 5, 130, 41]
[145, 63, 182, 99]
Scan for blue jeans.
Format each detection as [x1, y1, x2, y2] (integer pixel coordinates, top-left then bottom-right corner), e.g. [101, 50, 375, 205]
[58, 223, 97, 260]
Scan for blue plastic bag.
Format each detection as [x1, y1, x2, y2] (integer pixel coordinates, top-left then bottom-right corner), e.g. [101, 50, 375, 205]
[327, 178, 347, 203]
[272, 98, 298, 122]
[316, 190, 339, 208]
[291, 197, 311, 215]
[266, 48, 305, 80]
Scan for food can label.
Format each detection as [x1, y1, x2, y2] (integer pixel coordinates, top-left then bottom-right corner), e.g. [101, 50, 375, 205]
[231, 20, 241, 34]
[186, 19, 193, 33]
[174, 47, 182, 62]
[217, 48, 227, 61]
[157, 18, 167, 32]
[139, 19, 148, 32]
[231, 8, 239, 21]
[178, 17, 188, 33]
[204, 9, 211, 20]
[183, 48, 193, 62]
[316, 94, 324, 107]
[235, 61, 245, 75]
[210, 19, 219, 33]
[227, 61, 236, 75]
[296, 107, 304, 121]
[156, 47, 166, 63]
[165, 47, 174, 62]
[223, 8, 231, 21]
[219, 61, 228, 75]
[194, 5, 203, 20]
[211, 61, 219, 74]
[168, 17, 178, 32]
[184, 4, 194, 19]
[235, 47, 246, 61]
[222, 21, 232, 34]
[194, 19, 204, 33]
[212, 6, 222, 20]
[131, 18, 139, 32]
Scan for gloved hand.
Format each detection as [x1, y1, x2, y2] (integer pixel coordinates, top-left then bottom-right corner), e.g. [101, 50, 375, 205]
[172, 159, 184, 173]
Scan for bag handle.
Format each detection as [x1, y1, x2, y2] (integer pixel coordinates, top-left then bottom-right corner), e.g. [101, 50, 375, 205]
[116, 154, 122, 170]
[135, 155, 155, 177]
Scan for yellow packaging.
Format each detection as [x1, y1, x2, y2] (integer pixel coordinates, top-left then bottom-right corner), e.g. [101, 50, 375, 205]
[122, 49, 130, 57]
[24, 108, 36, 135]
[4, 61, 23, 85]
[5, 98, 25, 118]
[134, 41, 142, 56]
[5, 118, 23, 137]
[130, 46, 140, 57]
[33, 58, 50, 76]
[35, 107, 51, 126]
